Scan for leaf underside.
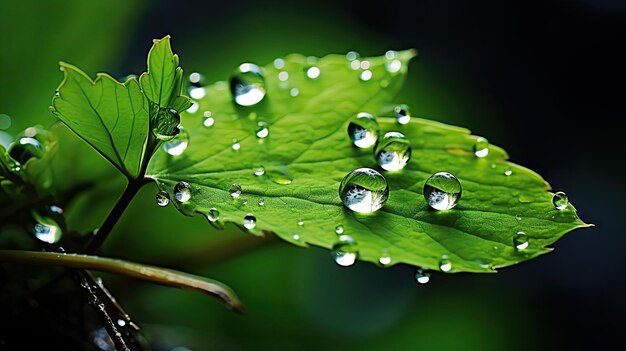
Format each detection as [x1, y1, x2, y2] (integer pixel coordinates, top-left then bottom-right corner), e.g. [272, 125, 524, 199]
[148, 51, 589, 273]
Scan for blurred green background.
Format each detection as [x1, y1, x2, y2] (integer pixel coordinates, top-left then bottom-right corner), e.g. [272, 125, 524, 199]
[1, 0, 624, 350]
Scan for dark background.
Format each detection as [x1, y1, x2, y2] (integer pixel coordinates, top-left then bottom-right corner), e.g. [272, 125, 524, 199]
[1, 0, 624, 349]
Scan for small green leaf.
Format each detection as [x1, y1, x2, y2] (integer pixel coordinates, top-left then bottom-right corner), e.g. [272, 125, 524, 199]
[51, 63, 150, 178]
[148, 51, 589, 273]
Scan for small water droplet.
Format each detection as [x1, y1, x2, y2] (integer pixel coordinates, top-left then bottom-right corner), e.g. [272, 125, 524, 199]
[229, 184, 242, 198]
[331, 235, 359, 267]
[117, 319, 126, 327]
[189, 72, 206, 87]
[162, 127, 189, 156]
[230, 63, 266, 106]
[385, 50, 398, 60]
[339, 168, 389, 213]
[243, 213, 257, 229]
[156, 191, 170, 207]
[491, 163, 497, 169]
[273, 58, 285, 69]
[553, 191, 569, 210]
[474, 137, 489, 158]
[292, 233, 300, 241]
[504, 168, 513, 176]
[203, 111, 215, 127]
[232, 138, 241, 151]
[439, 257, 452, 272]
[297, 218, 304, 226]
[266, 169, 293, 185]
[30, 205, 64, 244]
[347, 112, 380, 148]
[415, 269, 431, 284]
[385, 59, 402, 73]
[378, 250, 392, 266]
[360, 60, 371, 70]
[350, 60, 361, 70]
[380, 80, 389, 88]
[242, 199, 248, 206]
[290, 88, 299, 97]
[189, 87, 206, 99]
[258, 198, 265, 206]
[394, 104, 411, 125]
[278, 71, 289, 81]
[346, 51, 360, 61]
[174, 181, 192, 202]
[424, 172, 462, 210]
[375, 132, 412, 171]
[514, 231, 529, 250]
[306, 66, 320, 79]
[187, 101, 199, 114]
[8, 137, 44, 165]
[360, 70, 373, 81]
[207, 208, 220, 222]
[253, 166, 265, 176]
[334, 225, 345, 235]
[516, 214, 522, 221]
[256, 121, 269, 138]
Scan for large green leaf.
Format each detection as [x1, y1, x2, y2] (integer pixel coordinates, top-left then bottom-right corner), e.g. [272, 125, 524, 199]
[147, 51, 589, 273]
[51, 63, 149, 178]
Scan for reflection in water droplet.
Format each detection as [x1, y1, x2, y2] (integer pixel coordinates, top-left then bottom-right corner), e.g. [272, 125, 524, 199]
[439, 257, 452, 272]
[331, 235, 359, 267]
[162, 127, 189, 156]
[156, 191, 170, 207]
[253, 166, 265, 176]
[273, 58, 285, 69]
[8, 137, 44, 165]
[360, 70, 373, 81]
[230, 63, 266, 106]
[346, 51, 360, 61]
[290, 88, 299, 97]
[394, 104, 411, 125]
[339, 168, 389, 213]
[415, 269, 431, 284]
[335, 225, 344, 234]
[203, 111, 214, 127]
[504, 169, 513, 176]
[256, 121, 269, 138]
[229, 184, 242, 198]
[347, 112, 380, 148]
[553, 191, 569, 210]
[207, 208, 220, 222]
[424, 172, 462, 210]
[174, 182, 192, 202]
[375, 132, 411, 171]
[258, 198, 265, 206]
[306, 66, 320, 79]
[474, 137, 489, 158]
[243, 213, 257, 229]
[514, 231, 529, 250]
[232, 138, 241, 151]
[385, 59, 402, 73]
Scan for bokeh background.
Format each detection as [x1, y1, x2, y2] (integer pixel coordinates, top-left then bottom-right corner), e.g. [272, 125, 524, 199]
[1, 0, 624, 350]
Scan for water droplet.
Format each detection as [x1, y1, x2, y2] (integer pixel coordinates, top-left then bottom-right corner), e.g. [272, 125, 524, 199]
[189, 87, 206, 99]
[374, 132, 412, 171]
[385, 59, 402, 73]
[346, 51, 360, 61]
[347, 112, 380, 148]
[162, 127, 189, 156]
[203, 111, 214, 127]
[415, 269, 431, 284]
[232, 138, 241, 151]
[306, 66, 320, 79]
[378, 250, 392, 266]
[278, 71, 289, 81]
[242, 199, 248, 206]
[350, 60, 361, 70]
[273, 58, 285, 69]
[306, 56, 318, 65]
[117, 319, 126, 327]
[0, 113, 11, 130]
[473, 137, 489, 158]
[439, 257, 452, 272]
[187, 101, 199, 114]
[385, 50, 398, 60]
[30, 205, 64, 244]
[292, 233, 300, 241]
[256, 121, 269, 138]
[394, 104, 411, 125]
[243, 213, 257, 229]
[514, 231, 529, 250]
[504, 168, 513, 176]
[297, 218, 304, 226]
[360, 61, 371, 70]
[174, 182, 192, 202]
[266, 169, 293, 185]
[253, 166, 265, 176]
[8, 137, 44, 165]
[424, 172, 462, 210]
[290, 88, 299, 97]
[207, 208, 220, 222]
[553, 191, 569, 210]
[188, 72, 206, 87]
[335, 225, 344, 235]
[156, 191, 170, 207]
[258, 198, 265, 206]
[360, 70, 373, 81]
[339, 168, 389, 213]
[331, 235, 359, 267]
[229, 184, 242, 198]
[230, 63, 266, 106]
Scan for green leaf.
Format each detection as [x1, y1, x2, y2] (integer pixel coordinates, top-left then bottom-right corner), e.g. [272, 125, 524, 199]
[139, 36, 191, 111]
[147, 51, 589, 273]
[51, 63, 150, 178]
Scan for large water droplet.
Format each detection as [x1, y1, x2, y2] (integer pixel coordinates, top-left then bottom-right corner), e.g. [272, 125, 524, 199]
[243, 213, 257, 229]
[30, 205, 64, 244]
[514, 231, 529, 250]
[256, 121, 269, 138]
[207, 208, 220, 222]
[347, 112, 380, 148]
[415, 269, 431, 284]
[553, 191, 569, 210]
[473, 137, 489, 158]
[156, 191, 170, 207]
[203, 111, 214, 127]
[374, 132, 411, 171]
[253, 166, 265, 176]
[306, 66, 320, 79]
[394, 104, 411, 125]
[230, 63, 266, 106]
[331, 235, 359, 267]
[174, 182, 192, 202]
[360, 70, 373, 81]
[424, 172, 462, 211]
[339, 168, 389, 213]
[162, 127, 189, 156]
[439, 257, 452, 272]
[229, 184, 242, 198]
[335, 225, 344, 234]
[8, 137, 44, 164]
[153, 109, 181, 140]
